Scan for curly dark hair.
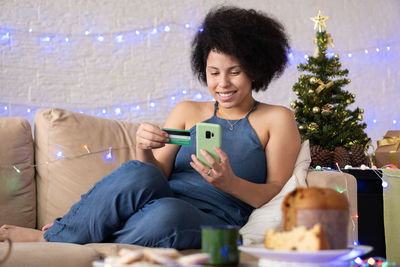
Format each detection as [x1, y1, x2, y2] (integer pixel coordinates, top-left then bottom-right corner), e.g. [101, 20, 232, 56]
[191, 6, 290, 92]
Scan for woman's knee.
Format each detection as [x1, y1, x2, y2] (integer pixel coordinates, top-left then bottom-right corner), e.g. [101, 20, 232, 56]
[85, 160, 171, 201]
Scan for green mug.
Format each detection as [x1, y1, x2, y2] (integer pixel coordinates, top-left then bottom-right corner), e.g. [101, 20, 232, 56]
[201, 225, 241, 265]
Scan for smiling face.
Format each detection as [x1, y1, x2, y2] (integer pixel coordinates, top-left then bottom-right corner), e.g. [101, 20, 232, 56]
[206, 50, 254, 110]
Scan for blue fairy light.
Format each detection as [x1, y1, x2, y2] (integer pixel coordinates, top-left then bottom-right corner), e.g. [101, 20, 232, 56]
[27, 108, 31, 113]
[354, 257, 362, 264]
[105, 147, 113, 161]
[382, 180, 388, 189]
[198, 27, 204, 32]
[185, 24, 190, 28]
[40, 36, 51, 42]
[195, 93, 202, 100]
[151, 28, 158, 34]
[101, 108, 107, 114]
[164, 25, 171, 32]
[135, 30, 140, 35]
[114, 107, 121, 115]
[55, 150, 64, 159]
[149, 101, 156, 108]
[115, 35, 124, 43]
[1, 32, 10, 40]
[84, 30, 90, 35]
[97, 35, 104, 42]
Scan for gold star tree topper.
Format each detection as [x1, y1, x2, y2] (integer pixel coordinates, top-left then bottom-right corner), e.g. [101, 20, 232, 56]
[310, 10, 329, 32]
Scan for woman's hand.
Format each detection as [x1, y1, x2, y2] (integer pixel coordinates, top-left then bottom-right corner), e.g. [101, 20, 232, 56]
[190, 146, 236, 191]
[136, 122, 169, 151]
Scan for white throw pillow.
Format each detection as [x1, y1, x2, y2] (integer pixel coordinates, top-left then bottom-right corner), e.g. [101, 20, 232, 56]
[239, 140, 311, 245]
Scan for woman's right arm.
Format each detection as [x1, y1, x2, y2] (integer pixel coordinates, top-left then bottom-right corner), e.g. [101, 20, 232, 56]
[135, 102, 190, 179]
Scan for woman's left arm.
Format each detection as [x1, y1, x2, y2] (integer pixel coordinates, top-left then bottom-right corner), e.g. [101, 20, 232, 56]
[190, 106, 301, 208]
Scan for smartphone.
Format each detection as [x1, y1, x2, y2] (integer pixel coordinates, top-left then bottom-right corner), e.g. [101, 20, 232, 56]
[196, 122, 221, 168]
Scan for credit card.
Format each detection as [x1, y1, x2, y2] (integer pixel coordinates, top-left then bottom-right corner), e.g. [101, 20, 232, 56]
[162, 128, 191, 146]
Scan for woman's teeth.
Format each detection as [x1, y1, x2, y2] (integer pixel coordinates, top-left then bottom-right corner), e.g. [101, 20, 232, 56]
[219, 92, 234, 97]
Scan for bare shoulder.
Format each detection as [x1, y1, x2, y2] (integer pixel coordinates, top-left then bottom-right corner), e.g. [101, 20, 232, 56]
[250, 103, 298, 148]
[164, 101, 214, 130]
[256, 103, 295, 122]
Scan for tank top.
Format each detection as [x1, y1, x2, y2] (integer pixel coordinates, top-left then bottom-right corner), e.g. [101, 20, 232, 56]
[169, 101, 267, 226]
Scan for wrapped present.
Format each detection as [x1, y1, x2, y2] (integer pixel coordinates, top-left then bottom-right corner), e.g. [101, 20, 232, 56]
[375, 131, 400, 168]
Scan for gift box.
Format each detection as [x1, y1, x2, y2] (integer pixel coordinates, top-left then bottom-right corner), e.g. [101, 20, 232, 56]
[375, 130, 400, 168]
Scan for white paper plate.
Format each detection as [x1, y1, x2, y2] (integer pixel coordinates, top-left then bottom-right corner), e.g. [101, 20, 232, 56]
[239, 245, 372, 263]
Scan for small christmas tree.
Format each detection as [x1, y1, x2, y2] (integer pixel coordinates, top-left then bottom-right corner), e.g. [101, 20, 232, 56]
[291, 11, 370, 167]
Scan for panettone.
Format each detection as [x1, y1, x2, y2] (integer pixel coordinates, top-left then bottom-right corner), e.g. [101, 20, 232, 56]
[265, 223, 330, 251]
[282, 187, 349, 249]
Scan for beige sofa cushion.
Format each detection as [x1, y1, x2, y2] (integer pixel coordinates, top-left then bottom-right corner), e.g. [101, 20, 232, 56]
[0, 242, 100, 267]
[0, 117, 36, 228]
[34, 108, 139, 228]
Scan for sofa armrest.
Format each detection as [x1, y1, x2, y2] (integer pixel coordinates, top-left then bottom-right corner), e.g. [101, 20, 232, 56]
[306, 170, 358, 245]
[0, 117, 36, 228]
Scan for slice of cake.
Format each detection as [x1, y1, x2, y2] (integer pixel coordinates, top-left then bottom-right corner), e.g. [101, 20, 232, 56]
[264, 223, 330, 251]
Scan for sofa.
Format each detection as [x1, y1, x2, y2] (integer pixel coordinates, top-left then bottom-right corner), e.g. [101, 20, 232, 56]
[0, 108, 358, 267]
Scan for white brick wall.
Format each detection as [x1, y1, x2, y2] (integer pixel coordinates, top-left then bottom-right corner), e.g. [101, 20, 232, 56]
[0, 0, 399, 146]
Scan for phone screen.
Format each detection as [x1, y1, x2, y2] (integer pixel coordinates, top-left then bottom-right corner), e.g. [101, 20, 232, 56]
[196, 122, 221, 168]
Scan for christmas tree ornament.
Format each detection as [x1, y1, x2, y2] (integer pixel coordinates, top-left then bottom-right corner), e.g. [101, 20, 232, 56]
[299, 125, 304, 130]
[347, 79, 352, 83]
[334, 54, 339, 59]
[315, 79, 334, 94]
[309, 122, 319, 131]
[310, 10, 329, 32]
[295, 90, 300, 95]
[290, 101, 297, 109]
[321, 104, 333, 115]
[308, 89, 314, 94]
[312, 106, 320, 113]
[310, 77, 317, 84]
[358, 114, 364, 120]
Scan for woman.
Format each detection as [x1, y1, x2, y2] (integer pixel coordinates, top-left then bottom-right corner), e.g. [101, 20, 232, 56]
[1, 6, 300, 249]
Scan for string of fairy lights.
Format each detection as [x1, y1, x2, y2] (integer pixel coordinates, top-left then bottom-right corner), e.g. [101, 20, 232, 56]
[1, 19, 399, 125]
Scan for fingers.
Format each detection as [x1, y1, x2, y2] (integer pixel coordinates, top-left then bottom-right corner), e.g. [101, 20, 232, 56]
[41, 223, 54, 231]
[136, 123, 169, 150]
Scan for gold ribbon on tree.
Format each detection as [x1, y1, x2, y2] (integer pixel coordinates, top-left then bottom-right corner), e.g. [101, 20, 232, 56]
[377, 136, 400, 166]
[314, 79, 334, 94]
[313, 34, 334, 57]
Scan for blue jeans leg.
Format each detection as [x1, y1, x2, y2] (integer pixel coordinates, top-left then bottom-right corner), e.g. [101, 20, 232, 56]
[44, 161, 173, 244]
[107, 197, 228, 249]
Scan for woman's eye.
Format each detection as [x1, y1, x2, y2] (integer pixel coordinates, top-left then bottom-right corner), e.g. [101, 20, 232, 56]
[210, 72, 219, 76]
[231, 72, 240, 75]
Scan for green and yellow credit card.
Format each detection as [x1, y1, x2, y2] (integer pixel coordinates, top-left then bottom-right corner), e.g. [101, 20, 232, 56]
[162, 128, 191, 146]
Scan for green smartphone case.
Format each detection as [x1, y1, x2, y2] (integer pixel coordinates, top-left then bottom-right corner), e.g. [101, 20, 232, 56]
[196, 122, 221, 168]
